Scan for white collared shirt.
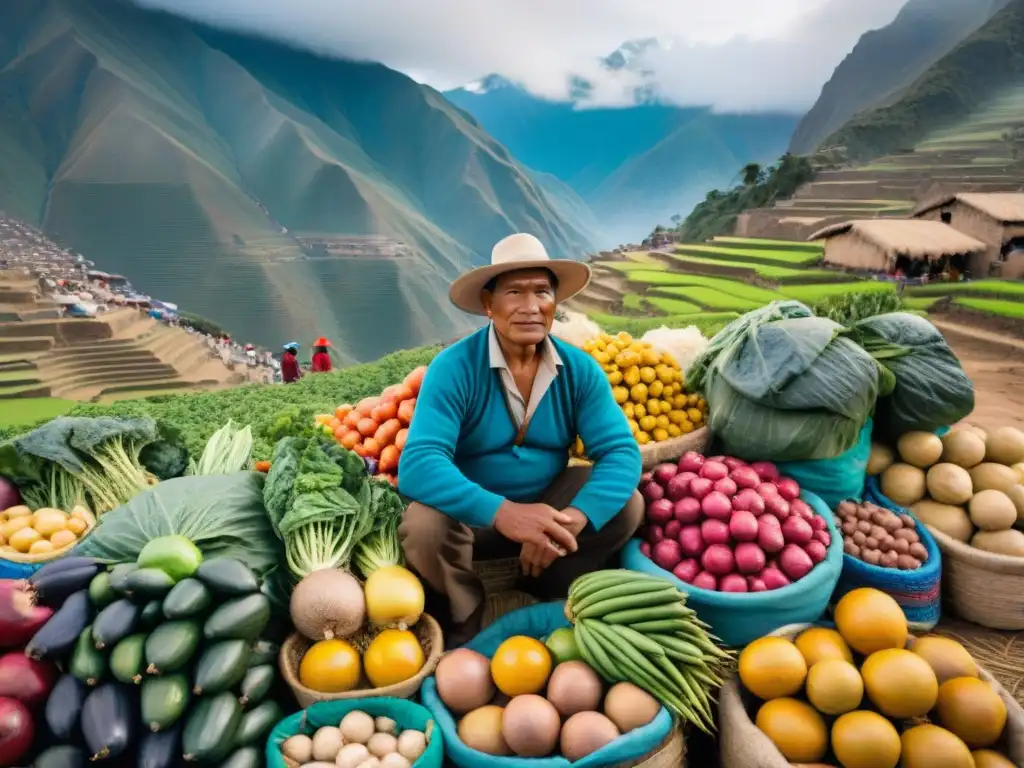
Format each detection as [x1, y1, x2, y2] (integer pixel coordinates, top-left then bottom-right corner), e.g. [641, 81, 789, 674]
[488, 324, 562, 429]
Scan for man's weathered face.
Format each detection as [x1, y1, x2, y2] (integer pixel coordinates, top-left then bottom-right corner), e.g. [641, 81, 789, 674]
[483, 268, 556, 347]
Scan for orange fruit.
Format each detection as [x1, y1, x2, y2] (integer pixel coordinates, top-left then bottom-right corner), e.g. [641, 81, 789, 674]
[794, 627, 853, 667]
[834, 588, 907, 655]
[491, 636, 551, 696]
[299, 639, 361, 693]
[363, 629, 425, 688]
[738, 636, 807, 701]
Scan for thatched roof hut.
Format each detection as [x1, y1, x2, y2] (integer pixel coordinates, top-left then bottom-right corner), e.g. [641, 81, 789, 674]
[807, 219, 986, 272]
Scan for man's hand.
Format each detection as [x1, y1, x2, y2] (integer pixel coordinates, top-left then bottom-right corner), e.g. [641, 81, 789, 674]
[520, 541, 559, 578]
[561, 507, 589, 537]
[494, 501, 579, 554]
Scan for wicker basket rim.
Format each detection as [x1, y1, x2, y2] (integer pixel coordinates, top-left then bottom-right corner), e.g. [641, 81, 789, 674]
[922, 522, 1024, 575]
[0, 507, 97, 564]
[280, 613, 444, 700]
[616, 724, 686, 768]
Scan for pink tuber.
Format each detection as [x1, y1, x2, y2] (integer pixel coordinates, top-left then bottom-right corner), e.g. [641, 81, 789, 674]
[776, 477, 801, 501]
[688, 477, 714, 500]
[750, 461, 780, 482]
[732, 488, 765, 515]
[734, 542, 767, 575]
[699, 461, 729, 482]
[701, 491, 733, 521]
[672, 559, 701, 584]
[691, 571, 718, 591]
[701, 544, 735, 576]
[700, 519, 731, 547]
[781, 516, 814, 546]
[673, 497, 702, 524]
[713, 477, 738, 497]
[730, 466, 761, 490]
[720, 574, 748, 592]
[729, 511, 759, 543]
[678, 525, 706, 558]
[677, 451, 705, 473]
[647, 498, 674, 525]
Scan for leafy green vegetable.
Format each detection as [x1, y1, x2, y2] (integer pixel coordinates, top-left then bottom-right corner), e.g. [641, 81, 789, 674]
[0, 416, 161, 513]
[186, 420, 253, 476]
[77, 472, 283, 580]
[353, 481, 406, 578]
[264, 437, 374, 579]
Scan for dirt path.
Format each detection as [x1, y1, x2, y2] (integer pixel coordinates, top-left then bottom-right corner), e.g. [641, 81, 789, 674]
[935, 318, 1024, 432]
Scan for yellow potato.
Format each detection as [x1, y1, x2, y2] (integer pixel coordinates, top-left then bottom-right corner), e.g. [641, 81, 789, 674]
[9, 527, 42, 553]
[32, 509, 68, 537]
[0, 517, 32, 541]
[50, 530, 78, 549]
[29, 539, 54, 555]
[2, 505, 32, 519]
[66, 517, 88, 535]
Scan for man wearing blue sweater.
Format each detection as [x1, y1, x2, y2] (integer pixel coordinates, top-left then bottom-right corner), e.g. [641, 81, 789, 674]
[398, 233, 643, 643]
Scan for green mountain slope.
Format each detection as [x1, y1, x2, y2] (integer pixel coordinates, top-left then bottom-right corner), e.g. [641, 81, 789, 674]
[822, 0, 1024, 162]
[790, 0, 1010, 154]
[0, 0, 595, 363]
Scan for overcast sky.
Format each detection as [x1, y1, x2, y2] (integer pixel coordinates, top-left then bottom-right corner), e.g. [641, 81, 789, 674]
[134, 0, 907, 112]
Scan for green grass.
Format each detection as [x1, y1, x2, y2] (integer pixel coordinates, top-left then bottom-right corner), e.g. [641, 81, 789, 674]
[664, 253, 834, 280]
[646, 297, 703, 315]
[675, 244, 822, 266]
[0, 397, 76, 429]
[586, 312, 741, 338]
[901, 296, 942, 311]
[627, 274, 781, 303]
[622, 251, 662, 264]
[596, 261, 669, 273]
[623, 294, 645, 312]
[906, 279, 1024, 299]
[655, 286, 764, 311]
[954, 298, 1024, 318]
[0, 370, 38, 382]
[710, 236, 823, 253]
[779, 281, 897, 302]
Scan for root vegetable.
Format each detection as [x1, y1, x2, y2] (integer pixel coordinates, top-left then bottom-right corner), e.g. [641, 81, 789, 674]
[750, 462, 780, 482]
[639, 541, 651, 557]
[701, 544, 735, 576]
[700, 519, 730, 547]
[640, 481, 664, 504]
[677, 452, 705, 473]
[701, 492, 732, 521]
[0, 580, 52, 648]
[688, 478, 713, 500]
[733, 489, 765, 515]
[646, 499, 673, 525]
[731, 466, 761, 490]
[805, 541, 827, 564]
[748, 577, 767, 592]
[336, 743, 371, 768]
[646, 525, 664, 545]
[673, 498, 701, 524]
[374, 717, 397, 735]
[651, 463, 678, 486]
[790, 499, 814, 521]
[664, 474, 693, 502]
[396, 730, 427, 762]
[312, 727, 345, 761]
[764, 495, 791, 520]
[692, 571, 717, 590]
[729, 511, 759, 542]
[757, 482, 779, 498]
[699, 461, 728, 482]
[779, 545, 813, 580]
[722, 457, 747, 471]
[672, 559, 700, 583]
[734, 542, 766, 575]
[776, 478, 800, 501]
[757, 523, 785, 554]
[678, 525, 705, 558]
[290, 569, 366, 641]
[720, 574, 748, 592]
[651, 540, 682, 571]
[340, 711, 376, 744]
[367, 732, 398, 758]
[761, 565, 791, 590]
[781, 517, 813, 546]
[380, 754, 411, 768]
[0, 652, 55, 708]
[282, 734, 314, 763]
[713, 477, 737, 497]
[0, 697, 32, 768]
[663, 520, 681, 540]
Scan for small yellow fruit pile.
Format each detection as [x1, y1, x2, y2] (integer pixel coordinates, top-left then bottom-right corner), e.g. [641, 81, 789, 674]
[0, 504, 93, 557]
[580, 331, 706, 447]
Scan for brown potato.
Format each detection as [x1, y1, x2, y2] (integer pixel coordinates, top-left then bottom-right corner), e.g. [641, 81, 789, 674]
[852, 531, 867, 546]
[841, 521, 857, 536]
[870, 525, 888, 540]
[899, 514, 916, 528]
[862, 549, 882, 566]
[893, 538, 910, 555]
[856, 506, 872, 520]
[843, 540, 861, 557]
[865, 537, 880, 550]
[878, 537, 893, 552]
[909, 543, 928, 561]
[838, 501, 857, 516]
[857, 520, 873, 534]
[880, 551, 899, 568]
[893, 528, 916, 542]
[870, 510, 888, 525]
[897, 555, 921, 570]
[881, 515, 902, 533]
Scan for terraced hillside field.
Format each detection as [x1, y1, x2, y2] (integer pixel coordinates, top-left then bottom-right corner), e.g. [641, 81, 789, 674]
[570, 237, 1024, 337]
[734, 82, 1024, 243]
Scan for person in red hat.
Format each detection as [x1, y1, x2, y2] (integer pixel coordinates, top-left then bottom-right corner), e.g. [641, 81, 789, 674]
[311, 337, 332, 373]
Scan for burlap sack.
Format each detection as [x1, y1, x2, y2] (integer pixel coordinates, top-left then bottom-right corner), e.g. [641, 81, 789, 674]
[718, 623, 1024, 768]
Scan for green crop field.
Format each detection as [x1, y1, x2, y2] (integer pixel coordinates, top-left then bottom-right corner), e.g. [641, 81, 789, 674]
[779, 281, 896, 302]
[675, 244, 822, 266]
[646, 297, 703, 315]
[596, 261, 669, 273]
[628, 274, 781, 303]
[586, 312, 741, 338]
[622, 251, 663, 264]
[655, 286, 763, 311]
[901, 296, 942, 311]
[711, 236, 823, 253]
[907, 279, 1024, 299]
[954, 298, 1024, 318]
[0, 397, 76, 429]
[623, 294, 645, 311]
[665, 253, 837, 280]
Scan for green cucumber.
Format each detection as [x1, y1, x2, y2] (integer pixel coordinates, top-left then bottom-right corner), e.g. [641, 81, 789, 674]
[192, 639, 250, 695]
[109, 633, 147, 684]
[182, 691, 242, 762]
[195, 558, 258, 596]
[233, 700, 282, 747]
[107, 563, 139, 595]
[125, 568, 177, 600]
[248, 639, 278, 667]
[70, 626, 106, 686]
[162, 578, 212, 619]
[145, 620, 200, 675]
[92, 599, 140, 649]
[221, 747, 261, 768]
[88, 571, 115, 608]
[34, 745, 87, 767]
[203, 594, 270, 642]
[141, 673, 191, 732]
[136, 535, 203, 581]
[238, 664, 274, 708]
[140, 599, 165, 630]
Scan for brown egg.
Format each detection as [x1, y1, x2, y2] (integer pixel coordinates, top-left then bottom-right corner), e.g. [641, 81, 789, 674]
[458, 705, 511, 756]
[603, 682, 661, 732]
[501, 695, 560, 757]
[546, 661, 603, 717]
[435, 648, 495, 714]
[560, 711, 621, 761]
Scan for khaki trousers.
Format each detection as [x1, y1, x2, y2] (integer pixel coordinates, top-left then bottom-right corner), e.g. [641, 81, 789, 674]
[399, 465, 644, 646]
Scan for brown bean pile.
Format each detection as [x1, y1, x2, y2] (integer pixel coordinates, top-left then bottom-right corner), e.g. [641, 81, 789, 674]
[834, 499, 929, 570]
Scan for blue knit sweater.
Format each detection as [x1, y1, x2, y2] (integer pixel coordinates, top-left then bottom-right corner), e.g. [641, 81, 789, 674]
[398, 328, 641, 530]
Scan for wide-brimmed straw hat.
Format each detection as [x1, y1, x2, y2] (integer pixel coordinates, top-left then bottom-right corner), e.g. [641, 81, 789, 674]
[449, 233, 591, 316]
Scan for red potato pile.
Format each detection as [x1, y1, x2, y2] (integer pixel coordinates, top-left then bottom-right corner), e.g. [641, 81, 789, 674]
[638, 453, 832, 593]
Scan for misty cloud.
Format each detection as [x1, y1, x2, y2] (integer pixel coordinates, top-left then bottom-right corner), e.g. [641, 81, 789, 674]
[133, 0, 906, 111]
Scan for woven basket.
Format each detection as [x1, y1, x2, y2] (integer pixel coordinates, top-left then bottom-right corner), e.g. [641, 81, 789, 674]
[615, 725, 686, 768]
[924, 523, 1024, 630]
[279, 614, 444, 708]
[481, 590, 537, 629]
[719, 622, 1024, 768]
[0, 508, 97, 579]
[639, 427, 710, 470]
[935, 617, 1024, 707]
